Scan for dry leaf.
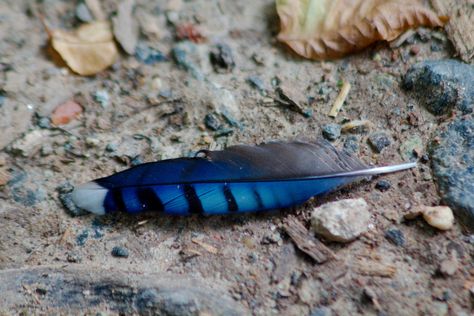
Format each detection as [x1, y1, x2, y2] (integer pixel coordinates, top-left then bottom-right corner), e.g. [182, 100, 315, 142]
[112, 0, 139, 55]
[50, 21, 118, 76]
[276, 0, 448, 59]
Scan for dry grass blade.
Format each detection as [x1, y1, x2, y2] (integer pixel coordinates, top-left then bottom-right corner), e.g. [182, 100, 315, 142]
[328, 80, 351, 118]
[276, 0, 448, 59]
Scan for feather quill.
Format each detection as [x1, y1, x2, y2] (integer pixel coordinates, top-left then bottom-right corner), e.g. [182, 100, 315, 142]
[71, 140, 416, 215]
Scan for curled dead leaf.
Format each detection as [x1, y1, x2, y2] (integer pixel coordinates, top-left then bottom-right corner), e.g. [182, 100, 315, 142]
[276, 0, 448, 59]
[50, 21, 118, 76]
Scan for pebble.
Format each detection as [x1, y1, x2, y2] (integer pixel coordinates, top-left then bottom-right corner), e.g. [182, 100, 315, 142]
[105, 143, 117, 152]
[403, 60, 474, 114]
[368, 132, 391, 153]
[246, 75, 266, 94]
[422, 206, 454, 230]
[343, 135, 359, 153]
[172, 42, 204, 81]
[204, 113, 221, 131]
[399, 135, 423, 161]
[93, 90, 110, 108]
[135, 44, 167, 65]
[209, 43, 235, 73]
[111, 246, 130, 258]
[85, 137, 100, 147]
[76, 229, 89, 246]
[261, 232, 282, 245]
[309, 307, 332, 316]
[438, 253, 458, 276]
[66, 252, 82, 263]
[375, 180, 391, 192]
[36, 116, 51, 129]
[384, 228, 405, 246]
[321, 123, 341, 141]
[311, 198, 370, 243]
[430, 117, 473, 230]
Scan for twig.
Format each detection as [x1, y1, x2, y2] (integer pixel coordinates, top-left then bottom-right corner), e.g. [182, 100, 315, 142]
[328, 80, 351, 118]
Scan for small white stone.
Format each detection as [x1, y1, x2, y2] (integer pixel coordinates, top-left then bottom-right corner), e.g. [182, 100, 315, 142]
[422, 206, 454, 230]
[311, 198, 370, 243]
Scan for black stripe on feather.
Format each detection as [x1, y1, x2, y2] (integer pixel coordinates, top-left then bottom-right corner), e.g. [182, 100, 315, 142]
[183, 184, 204, 214]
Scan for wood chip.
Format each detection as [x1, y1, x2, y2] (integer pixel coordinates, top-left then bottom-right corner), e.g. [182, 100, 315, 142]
[328, 80, 351, 118]
[191, 238, 218, 254]
[430, 0, 474, 62]
[283, 217, 336, 264]
[354, 260, 397, 278]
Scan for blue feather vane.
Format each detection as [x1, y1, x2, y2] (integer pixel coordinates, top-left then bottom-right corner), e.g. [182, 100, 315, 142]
[71, 140, 416, 216]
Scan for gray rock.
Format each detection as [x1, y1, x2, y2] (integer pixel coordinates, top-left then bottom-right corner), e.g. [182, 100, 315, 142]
[210, 43, 235, 73]
[368, 131, 391, 153]
[0, 266, 246, 315]
[311, 198, 370, 243]
[385, 228, 405, 246]
[403, 60, 474, 115]
[430, 117, 474, 230]
[322, 123, 341, 141]
[112, 246, 130, 258]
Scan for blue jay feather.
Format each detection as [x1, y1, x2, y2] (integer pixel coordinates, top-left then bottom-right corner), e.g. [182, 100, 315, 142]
[71, 140, 415, 215]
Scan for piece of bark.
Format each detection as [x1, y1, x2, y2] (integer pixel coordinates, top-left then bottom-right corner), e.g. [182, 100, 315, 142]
[354, 260, 397, 278]
[431, 0, 474, 63]
[284, 217, 336, 264]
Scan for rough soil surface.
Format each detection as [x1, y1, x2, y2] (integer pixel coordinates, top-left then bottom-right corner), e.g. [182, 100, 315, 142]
[0, 0, 473, 315]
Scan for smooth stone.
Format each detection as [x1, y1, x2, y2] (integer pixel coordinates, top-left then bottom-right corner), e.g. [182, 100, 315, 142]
[311, 198, 370, 243]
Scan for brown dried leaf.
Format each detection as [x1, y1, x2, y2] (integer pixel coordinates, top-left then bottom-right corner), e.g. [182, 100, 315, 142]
[276, 0, 448, 59]
[50, 21, 118, 76]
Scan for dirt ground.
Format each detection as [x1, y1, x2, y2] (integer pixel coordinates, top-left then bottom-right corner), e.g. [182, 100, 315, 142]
[0, 0, 473, 315]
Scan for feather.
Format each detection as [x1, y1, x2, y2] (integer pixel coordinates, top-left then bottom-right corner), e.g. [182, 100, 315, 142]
[71, 140, 416, 216]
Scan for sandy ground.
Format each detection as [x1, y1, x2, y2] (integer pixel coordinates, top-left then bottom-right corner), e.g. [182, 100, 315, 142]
[0, 0, 472, 315]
